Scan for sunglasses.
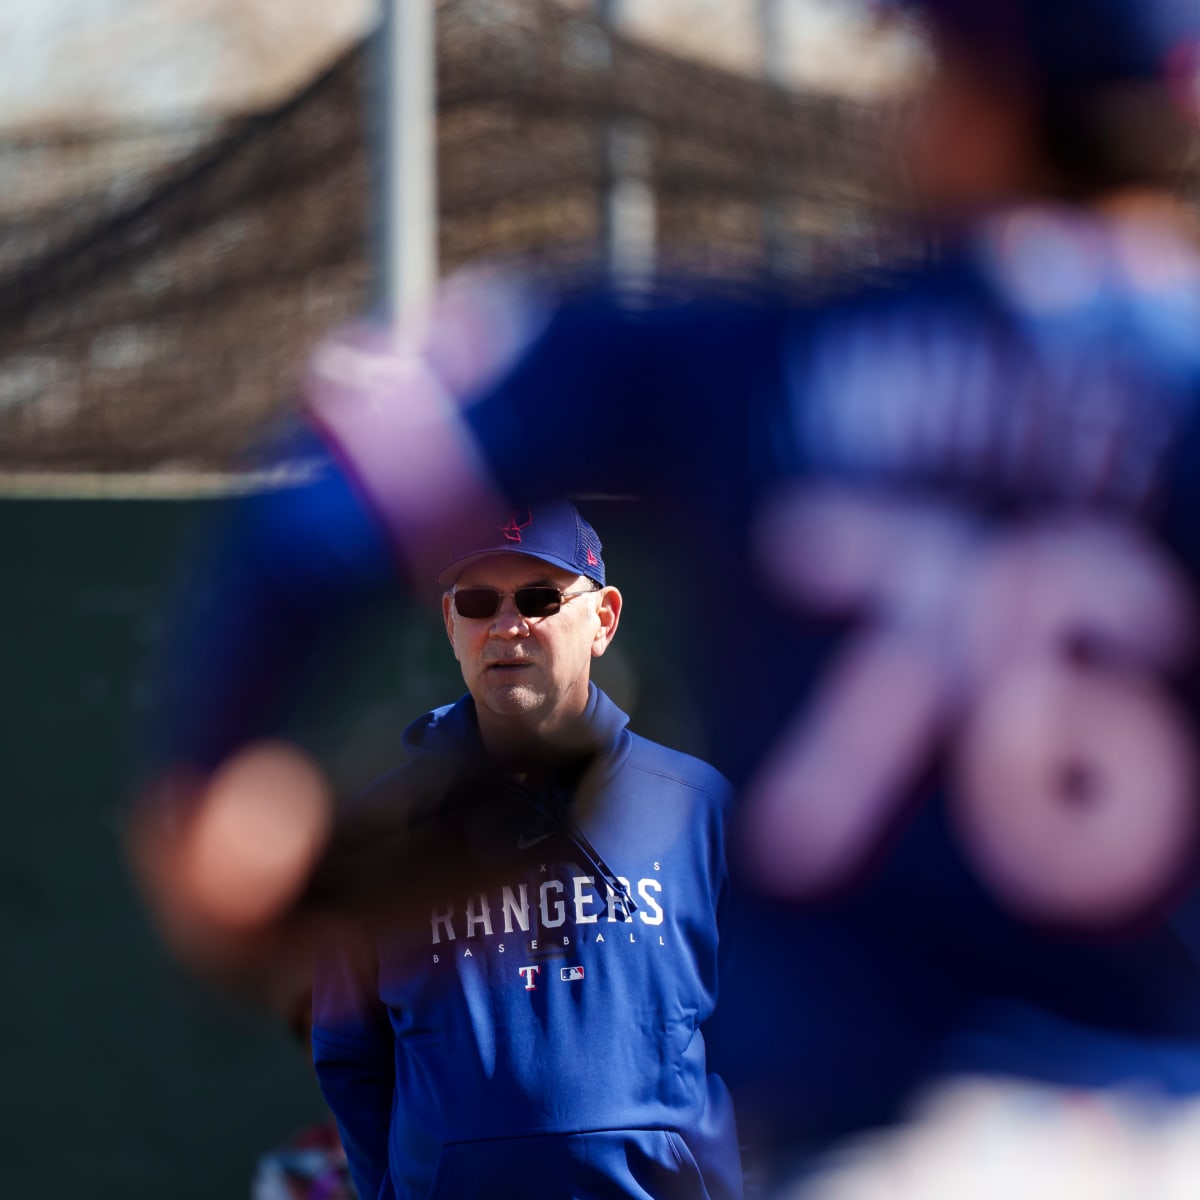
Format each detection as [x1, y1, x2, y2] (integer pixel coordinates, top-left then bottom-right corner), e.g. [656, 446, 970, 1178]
[451, 584, 599, 620]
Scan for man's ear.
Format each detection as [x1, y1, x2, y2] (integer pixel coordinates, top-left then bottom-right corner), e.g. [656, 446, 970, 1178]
[591, 586, 623, 657]
[441, 592, 461, 660]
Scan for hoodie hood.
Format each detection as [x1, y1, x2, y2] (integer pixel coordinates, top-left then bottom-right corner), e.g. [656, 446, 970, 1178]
[400, 681, 632, 774]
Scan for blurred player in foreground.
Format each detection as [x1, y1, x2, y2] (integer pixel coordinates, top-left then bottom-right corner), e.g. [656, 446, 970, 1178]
[133, 0, 1200, 1193]
[310, 501, 741, 1200]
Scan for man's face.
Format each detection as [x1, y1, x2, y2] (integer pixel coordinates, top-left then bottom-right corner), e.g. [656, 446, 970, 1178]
[442, 552, 621, 744]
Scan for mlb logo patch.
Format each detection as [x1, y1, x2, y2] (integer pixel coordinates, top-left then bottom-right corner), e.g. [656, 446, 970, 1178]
[560, 965, 585, 982]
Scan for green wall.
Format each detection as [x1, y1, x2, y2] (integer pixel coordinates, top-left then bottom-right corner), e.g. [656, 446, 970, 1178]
[2, 498, 332, 1196]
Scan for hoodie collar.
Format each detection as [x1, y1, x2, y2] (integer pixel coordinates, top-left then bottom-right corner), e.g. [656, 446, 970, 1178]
[400, 683, 639, 919]
[401, 681, 631, 780]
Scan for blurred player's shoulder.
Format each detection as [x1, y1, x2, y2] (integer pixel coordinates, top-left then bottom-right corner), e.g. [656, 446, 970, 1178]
[781, 201, 1200, 506]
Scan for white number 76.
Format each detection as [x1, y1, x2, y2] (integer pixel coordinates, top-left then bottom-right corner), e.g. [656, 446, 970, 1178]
[744, 488, 1198, 929]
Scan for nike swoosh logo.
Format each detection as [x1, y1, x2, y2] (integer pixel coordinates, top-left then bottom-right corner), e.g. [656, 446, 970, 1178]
[517, 831, 553, 850]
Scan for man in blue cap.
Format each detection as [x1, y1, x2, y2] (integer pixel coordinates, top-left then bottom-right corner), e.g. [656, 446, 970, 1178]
[309, 500, 743, 1200]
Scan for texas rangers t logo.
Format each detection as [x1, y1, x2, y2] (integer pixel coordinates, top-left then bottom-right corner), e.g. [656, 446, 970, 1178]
[500, 510, 533, 542]
[518, 965, 541, 990]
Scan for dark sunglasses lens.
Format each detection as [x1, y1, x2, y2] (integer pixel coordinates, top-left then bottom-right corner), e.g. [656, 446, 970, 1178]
[454, 588, 500, 618]
[515, 587, 562, 618]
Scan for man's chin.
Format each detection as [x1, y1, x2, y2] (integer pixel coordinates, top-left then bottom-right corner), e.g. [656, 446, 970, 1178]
[480, 682, 545, 715]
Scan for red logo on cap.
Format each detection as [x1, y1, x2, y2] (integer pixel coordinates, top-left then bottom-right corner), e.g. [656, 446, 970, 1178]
[587, 549, 599, 566]
[500, 509, 532, 542]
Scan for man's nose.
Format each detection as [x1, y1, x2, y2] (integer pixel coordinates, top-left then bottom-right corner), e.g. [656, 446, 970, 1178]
[489, 596, 529, 637]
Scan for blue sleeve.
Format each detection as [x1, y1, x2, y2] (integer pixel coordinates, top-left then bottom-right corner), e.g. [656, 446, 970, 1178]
[312, 925, 397, 1200]
[464, 289, 785, 508]
[146, 422, 398, 774]
[711, 775, 735, 986]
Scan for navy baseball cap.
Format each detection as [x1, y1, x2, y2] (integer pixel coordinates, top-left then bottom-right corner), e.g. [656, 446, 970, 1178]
[894, 0, 1200, 99]
[436, 500, 606, 587]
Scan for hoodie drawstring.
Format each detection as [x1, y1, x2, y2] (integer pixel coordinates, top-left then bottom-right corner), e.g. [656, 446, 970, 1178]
[511, 778, 638, 919]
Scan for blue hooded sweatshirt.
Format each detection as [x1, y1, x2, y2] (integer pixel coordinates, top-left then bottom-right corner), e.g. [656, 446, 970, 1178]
[311, 684, 743, 1200]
